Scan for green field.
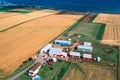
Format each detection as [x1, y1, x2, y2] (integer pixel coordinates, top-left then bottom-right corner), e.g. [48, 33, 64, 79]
[0, 6, 33, 14]
[62, 22, 106, 42]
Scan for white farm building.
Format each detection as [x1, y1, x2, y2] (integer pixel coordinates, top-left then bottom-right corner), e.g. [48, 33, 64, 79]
[49, 48, 67, 58]
[69, 51, 81, 59]
[28, 62, 41, 77]
[39, 44, 52, 53]
[77, 45, 93, 53]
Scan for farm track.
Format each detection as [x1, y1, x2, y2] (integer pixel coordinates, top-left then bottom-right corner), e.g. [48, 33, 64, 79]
[82, 13, 94, 22]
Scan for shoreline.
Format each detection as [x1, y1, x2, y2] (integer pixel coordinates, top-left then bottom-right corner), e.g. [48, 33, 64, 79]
[0, 4, 120, 15]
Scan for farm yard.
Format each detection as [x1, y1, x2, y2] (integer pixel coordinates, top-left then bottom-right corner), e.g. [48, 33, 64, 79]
[16, 43, 118, 80]
[94, 14, 120, 46]
[14, 12, 119, 80]
[0, 10, 83, 78]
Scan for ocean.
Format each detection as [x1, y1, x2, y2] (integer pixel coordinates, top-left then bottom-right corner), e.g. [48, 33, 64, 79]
[0, 0, 120, 14]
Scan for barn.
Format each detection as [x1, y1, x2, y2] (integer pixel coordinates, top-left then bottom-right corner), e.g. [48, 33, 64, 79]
[39, 44, 52, 53]
[77, 45, 93, 53]
[83, 42, 92, 46]
[49, 48, 67, 58]
[28, 62, 41, 77]
[54, 40, 72, 46]
[83, 54, 92, 61]
[69, 51, 81, 59]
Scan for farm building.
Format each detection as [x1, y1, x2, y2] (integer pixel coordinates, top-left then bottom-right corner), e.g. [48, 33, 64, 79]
[83, 54, 92, 61]
[77, 45, 93, 52]
[83, 42, 92, 46]
[49, 48, 67, 58]
[28, 62, 41, 77]
[54, 40, 72, 46]
[69, 51, 81, 59]
[39, 44, 52, 53]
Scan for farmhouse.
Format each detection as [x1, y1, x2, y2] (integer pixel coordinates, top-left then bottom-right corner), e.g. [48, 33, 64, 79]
[49, 48, 67, 58]
[83, 42, 92, 46]
[39, 44, 52, 53]
[28, 62, 41, 77]
[69, 51, 81, 59]
[77, 45, 93, 52]
[54, 40, 72, 46]
[83, 54, 92, 61]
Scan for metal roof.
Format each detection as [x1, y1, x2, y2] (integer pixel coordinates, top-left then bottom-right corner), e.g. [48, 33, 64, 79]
[83, 42, 92, 46]
[77, 45, 93, 50]
[40, 44, 52, 53]
[83, 54, 92, 58]
[29, 62, 41, 71]
[69, 51, 81, 56]
[49, 48, 63, 56]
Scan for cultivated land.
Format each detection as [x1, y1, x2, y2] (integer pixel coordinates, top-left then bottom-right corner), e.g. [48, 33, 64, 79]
[0, 11, 83, 78]
[0, 12, 21, 19]
[62, 62, 115, 80]
[16, 13, 119, 80]
[94, 14, 120, 46]
[0, 9, 59, 31]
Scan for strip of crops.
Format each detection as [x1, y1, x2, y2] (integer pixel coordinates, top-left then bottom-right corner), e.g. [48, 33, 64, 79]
[96, 23, 106, 40]
[53, 62, 71, 80]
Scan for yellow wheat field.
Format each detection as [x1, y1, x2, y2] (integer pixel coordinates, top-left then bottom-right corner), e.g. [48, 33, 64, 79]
[0, 9, 59, 31]
[0, 12, 21, 19]
[94, 14, 120, 45]
[0, 12, 83, 77]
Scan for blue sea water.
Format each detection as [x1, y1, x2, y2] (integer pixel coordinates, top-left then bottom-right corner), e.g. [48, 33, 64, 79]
[0, 0, 120, 14]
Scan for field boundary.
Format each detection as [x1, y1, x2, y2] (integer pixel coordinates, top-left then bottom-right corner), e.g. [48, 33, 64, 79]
[0, 13, 57, 32]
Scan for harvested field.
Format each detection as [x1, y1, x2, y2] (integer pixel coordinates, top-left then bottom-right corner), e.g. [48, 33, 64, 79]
[0, 12, 21, 19]
[0, 12, 83, 77]
[94, 14, 120, 45]
[0, 9, 59, 31]
[62, 63, 116, 80]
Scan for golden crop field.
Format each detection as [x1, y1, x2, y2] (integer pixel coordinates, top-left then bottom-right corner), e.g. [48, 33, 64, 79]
[0, 12, 21, 19]
[0, 9, 59, 31]
[0, 12, 83, 77]
[94, 14, 120, 45]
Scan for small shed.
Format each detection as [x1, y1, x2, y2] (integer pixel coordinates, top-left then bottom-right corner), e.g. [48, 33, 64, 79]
[60, 52, 67, 58]
[49, 48, 64, 57]
[39, 44, 52, 53]
[69, 51, 81, 59]
[83, 54, 92, 61]
[83, 42, 92, 46]
[54, 40, 72, 46]
[77, 45, 93, 53]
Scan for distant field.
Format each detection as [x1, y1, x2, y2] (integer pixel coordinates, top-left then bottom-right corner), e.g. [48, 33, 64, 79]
[0, 12, 21, 19]
[0, 11, 83, 78]
[0, 9, 59, 31]
[94, 14, 120, 45]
